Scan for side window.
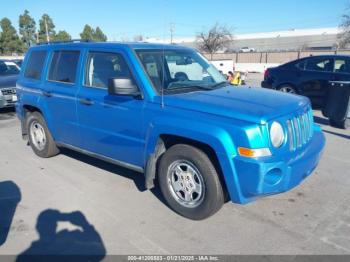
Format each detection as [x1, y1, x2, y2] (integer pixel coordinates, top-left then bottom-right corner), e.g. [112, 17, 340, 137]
[305, 57, 332, 72]
[85, 52, 134, 89]
[334, 59, 350, 74]
[24, 50, 47, 79]
[48, 51, 80, 84]
[295, 60, 306, 70]
[137, 52, 162, 90]
[165, 54, 203, 81]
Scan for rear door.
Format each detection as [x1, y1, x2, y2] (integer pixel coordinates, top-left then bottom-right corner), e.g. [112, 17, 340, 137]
[42, 49, 82, 146]
[76, 49, 145, 168]
[299, 56, 334, 107]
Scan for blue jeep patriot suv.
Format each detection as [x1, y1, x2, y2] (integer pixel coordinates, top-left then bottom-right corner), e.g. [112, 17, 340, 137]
[16, 41, 325, 220]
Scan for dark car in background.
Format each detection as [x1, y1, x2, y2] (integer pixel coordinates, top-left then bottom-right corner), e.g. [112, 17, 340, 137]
[0, 60, 20, 109]
[261, 55, 350, 108]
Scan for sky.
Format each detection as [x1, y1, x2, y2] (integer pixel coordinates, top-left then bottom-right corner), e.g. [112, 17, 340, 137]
[0, 0, 348, 41]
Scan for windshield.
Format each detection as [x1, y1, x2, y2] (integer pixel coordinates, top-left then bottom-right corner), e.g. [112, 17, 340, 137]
[0, 61, 20, 76]
[136, 49, 227, 94]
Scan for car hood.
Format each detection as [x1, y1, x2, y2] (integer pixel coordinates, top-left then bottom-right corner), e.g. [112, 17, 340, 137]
[163, 86, 309, 124]
[0, 75, 19, 88]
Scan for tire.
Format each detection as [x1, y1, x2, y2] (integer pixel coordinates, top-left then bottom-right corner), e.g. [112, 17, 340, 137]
[277, 85, 297, 94]
[158, 144, 225, 220]
[329, 118, 349, 129]
[26, 112, 60, 158]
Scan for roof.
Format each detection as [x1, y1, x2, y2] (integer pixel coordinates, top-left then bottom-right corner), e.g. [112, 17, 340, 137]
[30, 41, 194, 51]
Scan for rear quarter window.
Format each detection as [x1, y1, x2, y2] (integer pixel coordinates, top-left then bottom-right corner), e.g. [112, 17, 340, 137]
[24, 50, 47, 80]
[295, 60, 306, 70]
[48, 51, 80, 84]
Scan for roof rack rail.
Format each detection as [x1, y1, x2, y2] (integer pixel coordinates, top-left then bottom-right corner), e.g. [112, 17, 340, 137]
[37, 39, 95, 45]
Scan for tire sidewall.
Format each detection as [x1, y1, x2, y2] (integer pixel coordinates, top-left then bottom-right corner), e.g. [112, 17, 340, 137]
[26, 112, 51, 157]
[278, 85, 297, 94]
[330, 118, 349, 129]
[158, 145, 224, 220]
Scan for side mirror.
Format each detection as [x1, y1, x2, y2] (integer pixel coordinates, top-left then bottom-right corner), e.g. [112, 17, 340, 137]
[108, 78, 140, 97]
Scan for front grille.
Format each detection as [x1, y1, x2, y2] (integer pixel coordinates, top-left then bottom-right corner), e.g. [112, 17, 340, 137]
[286, 109, 314, 151]
[1, 88, 16, 96]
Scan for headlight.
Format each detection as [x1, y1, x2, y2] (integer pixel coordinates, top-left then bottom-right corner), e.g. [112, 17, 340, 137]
[270, 121, 285, 148]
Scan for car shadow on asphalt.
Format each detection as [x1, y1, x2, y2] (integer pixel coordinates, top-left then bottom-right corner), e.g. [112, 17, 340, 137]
[60, 148, 146, 192]
[313, 115, 329, 126]
[16, 209, 106, 262]
[0, 181, 21, 247]
[0, 108, 16, 121]
[313, 115, 350, 139]
[59, 148, 168, 205]
[322, 130, 350, 140]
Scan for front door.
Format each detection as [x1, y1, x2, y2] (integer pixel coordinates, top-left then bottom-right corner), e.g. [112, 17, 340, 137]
[77, 50, 145, 168]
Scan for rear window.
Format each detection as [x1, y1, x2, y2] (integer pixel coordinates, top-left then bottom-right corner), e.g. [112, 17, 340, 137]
[48, 51, 80, 84]
[24, 51, 47, 79]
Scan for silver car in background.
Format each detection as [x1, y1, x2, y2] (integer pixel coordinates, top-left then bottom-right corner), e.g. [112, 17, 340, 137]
[0, 60, 20, 108]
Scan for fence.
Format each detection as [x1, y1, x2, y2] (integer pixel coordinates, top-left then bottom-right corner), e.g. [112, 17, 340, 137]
[203, 49, 350, 64]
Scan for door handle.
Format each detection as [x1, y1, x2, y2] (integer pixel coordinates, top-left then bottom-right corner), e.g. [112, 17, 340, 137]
[79, 98, 94, 106]
[42, 91, 52, 97]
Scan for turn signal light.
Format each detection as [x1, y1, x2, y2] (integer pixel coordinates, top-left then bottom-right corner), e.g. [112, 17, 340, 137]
[238, 147, 271, 158]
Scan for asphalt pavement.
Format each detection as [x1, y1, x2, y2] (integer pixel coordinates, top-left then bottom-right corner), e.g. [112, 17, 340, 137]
[0, 100, 349, 256]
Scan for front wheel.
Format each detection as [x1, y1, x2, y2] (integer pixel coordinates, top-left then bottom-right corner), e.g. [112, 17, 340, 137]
[158, 144, 225, 220]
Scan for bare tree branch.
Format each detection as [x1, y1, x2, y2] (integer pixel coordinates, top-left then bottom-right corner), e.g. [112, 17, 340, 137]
[338, 5, 350, 48]
[195, 23, 233, 59]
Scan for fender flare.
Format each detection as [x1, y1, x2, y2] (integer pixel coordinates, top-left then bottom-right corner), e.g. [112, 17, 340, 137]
[143, 118, 244, 202]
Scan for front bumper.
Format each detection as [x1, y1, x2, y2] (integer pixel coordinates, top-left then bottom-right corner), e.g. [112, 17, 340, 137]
[0, 92, 17, 108]
[261, 80, 273, 89]
[0, 98, 16, 108]
[231, 128, 325, 203]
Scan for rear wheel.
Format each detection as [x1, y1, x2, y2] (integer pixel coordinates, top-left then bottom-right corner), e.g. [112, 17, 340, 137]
[26, 112, 60, 158]
[329, 118, 349, 129]
[158, 144, 225, 220]
[278, 85, 297, 94]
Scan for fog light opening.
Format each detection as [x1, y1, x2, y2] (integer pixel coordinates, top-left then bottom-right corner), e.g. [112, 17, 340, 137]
[265, 168, 283, 186]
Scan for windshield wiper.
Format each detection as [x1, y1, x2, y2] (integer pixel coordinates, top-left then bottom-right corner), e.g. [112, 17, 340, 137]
[210, 81, 229, 89]
[167, 85, 214, 91]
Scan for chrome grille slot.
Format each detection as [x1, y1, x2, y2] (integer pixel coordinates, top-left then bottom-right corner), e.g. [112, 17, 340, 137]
[286, 109, 314, 152]
[299, 114, 305, 145]
[1, 88, 16, 95]
[293, 117, 301, 148]
[287, 120, 294, 151]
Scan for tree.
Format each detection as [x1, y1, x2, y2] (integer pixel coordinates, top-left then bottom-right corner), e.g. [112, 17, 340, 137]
[54, 30, 71, 41]
[94, 27, 107, 42]
[19, 10, 36, 48]
[0, 18, 24, 54]
[80, 24, 95, 40]
[133, 35, 144, 42]
[38, 14, 56, 43]
[196, 23, 233, 59]
[80, 25, 107, 41]
[339, 4, 350, 48]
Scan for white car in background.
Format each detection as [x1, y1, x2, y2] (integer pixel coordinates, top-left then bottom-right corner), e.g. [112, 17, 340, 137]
[239, 47, 256, 53]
